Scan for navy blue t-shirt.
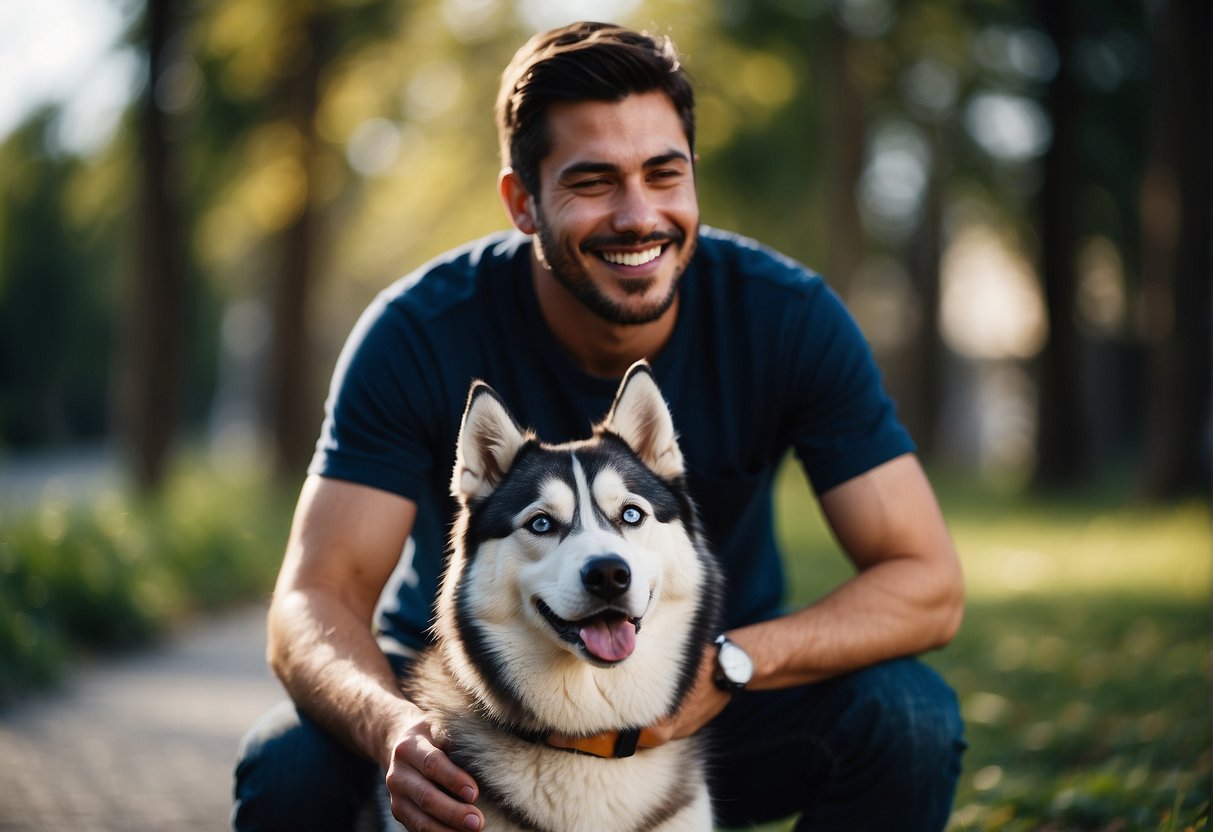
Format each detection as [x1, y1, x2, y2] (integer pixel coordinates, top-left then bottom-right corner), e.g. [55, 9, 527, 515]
[310, 227, 914, 653]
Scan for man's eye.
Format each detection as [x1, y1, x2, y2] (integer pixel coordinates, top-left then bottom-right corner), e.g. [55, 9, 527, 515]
[621, 506, 644, 526]
[528, 514, 553, 534]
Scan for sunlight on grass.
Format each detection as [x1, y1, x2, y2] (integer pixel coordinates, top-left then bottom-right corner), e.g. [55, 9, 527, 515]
[952, 501, 1209, 601]
[768, 458, 1210, 832]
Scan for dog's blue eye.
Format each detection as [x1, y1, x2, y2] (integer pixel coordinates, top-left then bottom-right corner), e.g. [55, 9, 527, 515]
[528, 515, 553, 534]
[621, 506, 644, 525]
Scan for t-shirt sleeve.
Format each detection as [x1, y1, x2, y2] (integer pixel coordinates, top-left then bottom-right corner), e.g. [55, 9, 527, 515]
[784, 279, 915, 493]
[308, 292, 440, 501]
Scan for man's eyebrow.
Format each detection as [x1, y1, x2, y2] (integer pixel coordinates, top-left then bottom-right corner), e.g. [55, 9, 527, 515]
[645, 151, 691, 168]
[557, 161, 619, 179]
[556, 151, 692, 180]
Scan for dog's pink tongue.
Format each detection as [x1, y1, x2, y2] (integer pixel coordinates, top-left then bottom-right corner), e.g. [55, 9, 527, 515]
[579, 617, 636, 662]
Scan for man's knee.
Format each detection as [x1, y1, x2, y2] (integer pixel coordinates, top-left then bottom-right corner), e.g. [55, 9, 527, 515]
[858, 659, 964, 760]
[232, 700, 378, 831]
[840, 658, 966, 801]
[706, 660, 964, 830]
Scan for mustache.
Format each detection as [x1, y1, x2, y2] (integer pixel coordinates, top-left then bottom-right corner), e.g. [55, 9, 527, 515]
[579, 229, 685, 253]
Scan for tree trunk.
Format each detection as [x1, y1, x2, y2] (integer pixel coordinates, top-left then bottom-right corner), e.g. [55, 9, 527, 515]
[825, 25, 866, 297]
[125, 0, 185, 491]
[1135, 0, 1212, 500]
[902, 127, 945, 458]
[268, 13, 327, 482]
[1033, 0, 1091, 487]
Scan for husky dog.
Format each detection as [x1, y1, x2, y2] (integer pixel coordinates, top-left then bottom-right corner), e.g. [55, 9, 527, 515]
[394, 361, 723, 832]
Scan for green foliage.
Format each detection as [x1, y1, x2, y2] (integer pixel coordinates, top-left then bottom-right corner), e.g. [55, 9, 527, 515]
[0, 0, 1171, 493]
[0, 449, 1206, 828]
[0, 464, 292, 706]
[770, 462, 1211, 831]
[0, 113, 121, 450]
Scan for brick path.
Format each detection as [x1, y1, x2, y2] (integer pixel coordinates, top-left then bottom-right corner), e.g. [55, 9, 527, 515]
[0, 605, 283, 831]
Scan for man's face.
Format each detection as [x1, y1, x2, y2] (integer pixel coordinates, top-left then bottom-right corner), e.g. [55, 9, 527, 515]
[529, 91, 699, 326]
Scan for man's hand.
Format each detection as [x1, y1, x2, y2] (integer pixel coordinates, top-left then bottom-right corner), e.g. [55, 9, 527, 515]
[642, 639, 733, 745]
[384, 714, 484, 831]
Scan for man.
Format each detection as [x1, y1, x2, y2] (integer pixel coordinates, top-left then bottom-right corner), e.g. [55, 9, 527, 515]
[234, 21, 966, 832]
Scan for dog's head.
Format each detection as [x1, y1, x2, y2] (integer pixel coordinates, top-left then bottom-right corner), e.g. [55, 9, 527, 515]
[436, 361, 720, 731]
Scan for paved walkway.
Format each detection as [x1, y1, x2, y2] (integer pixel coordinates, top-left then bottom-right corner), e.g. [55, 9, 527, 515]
[0, 605, 284, 831]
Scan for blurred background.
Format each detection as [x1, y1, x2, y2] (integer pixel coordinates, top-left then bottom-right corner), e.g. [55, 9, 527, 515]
[0, 0, 1208, 497]
[0, 0, 1208, 829]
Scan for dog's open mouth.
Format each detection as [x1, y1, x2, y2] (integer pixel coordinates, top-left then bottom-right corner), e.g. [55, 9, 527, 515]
[535, 599, 641, 665]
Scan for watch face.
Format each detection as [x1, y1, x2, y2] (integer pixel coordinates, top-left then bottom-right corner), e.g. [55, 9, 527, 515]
[719, 641, 753, 684]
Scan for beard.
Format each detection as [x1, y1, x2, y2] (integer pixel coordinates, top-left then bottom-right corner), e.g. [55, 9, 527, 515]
[533, 217, 694, 326]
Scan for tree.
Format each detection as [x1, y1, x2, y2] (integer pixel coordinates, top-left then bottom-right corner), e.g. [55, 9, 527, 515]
[266, 7, 329, 482]
[1135, 0, 1212, 499]
[1032, 0, 1091, 487]
[0, 118, 116, 450]
[824, 19, 867, 296]
[121, 0, 188, 491]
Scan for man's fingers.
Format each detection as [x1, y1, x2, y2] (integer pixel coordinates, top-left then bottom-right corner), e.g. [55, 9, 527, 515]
[413, 744, 476, 798]
[390, 781, 480, 829]
[387, 737, 482, 831]
[387, 767, 483, 831]
[388, 772, 482, 831]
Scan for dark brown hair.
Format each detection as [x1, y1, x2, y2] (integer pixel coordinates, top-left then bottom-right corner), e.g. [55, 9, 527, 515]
[496, 21, 695, 196]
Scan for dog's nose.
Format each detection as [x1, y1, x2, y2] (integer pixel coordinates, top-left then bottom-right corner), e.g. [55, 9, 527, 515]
[581, 555, 631, 600]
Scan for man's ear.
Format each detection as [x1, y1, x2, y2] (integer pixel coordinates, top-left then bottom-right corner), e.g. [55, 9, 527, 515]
[498, 168, 537, 235]
[451, 381, 529, 504]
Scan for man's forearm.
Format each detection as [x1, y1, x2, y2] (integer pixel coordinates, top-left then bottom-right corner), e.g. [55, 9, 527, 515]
[729, 454, 964, 690]
[267, 587, 417, 768]
[731, 553, 964, 690]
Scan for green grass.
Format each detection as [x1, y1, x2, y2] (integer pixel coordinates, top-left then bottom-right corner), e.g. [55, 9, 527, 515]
[1, 454, 1207, 829]
[768, 462, 1211, 831]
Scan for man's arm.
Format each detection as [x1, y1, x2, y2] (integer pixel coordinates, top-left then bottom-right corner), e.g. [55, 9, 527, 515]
[267, 475, 484, 832]
[655, 453, 963, 740]
[732, 452, 963, 688]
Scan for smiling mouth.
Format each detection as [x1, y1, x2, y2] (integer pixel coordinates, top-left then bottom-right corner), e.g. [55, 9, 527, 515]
[599, 245, 664, 267]
[535, 598, 642, 665]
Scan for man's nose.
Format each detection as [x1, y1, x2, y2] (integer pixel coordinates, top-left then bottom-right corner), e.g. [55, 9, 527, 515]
[611, 182, 659, 237]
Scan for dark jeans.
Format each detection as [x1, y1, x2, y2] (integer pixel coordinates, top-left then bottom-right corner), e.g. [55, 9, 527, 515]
[232, 658, 965, 831]
[706, 658, 966, 830]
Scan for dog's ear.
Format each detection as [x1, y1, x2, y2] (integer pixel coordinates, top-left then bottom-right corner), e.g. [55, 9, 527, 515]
[452, 381, 528, 503]
[602, 361, 684, 480]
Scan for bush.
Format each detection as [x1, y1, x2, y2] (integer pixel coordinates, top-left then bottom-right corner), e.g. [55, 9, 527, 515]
[0, 464, 292, 706]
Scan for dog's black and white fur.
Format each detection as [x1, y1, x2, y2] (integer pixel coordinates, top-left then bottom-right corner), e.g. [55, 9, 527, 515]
[389, 361, 723, 832]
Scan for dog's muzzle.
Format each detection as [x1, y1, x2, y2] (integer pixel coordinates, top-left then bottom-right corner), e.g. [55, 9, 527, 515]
[534, 598, 641, 665]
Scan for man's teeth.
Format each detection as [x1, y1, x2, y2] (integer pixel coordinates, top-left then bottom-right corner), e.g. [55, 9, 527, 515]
[601, 246, 662, 267]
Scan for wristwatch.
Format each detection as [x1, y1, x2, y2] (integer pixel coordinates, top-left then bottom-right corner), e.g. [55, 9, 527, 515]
[712, 634, 754, 694]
